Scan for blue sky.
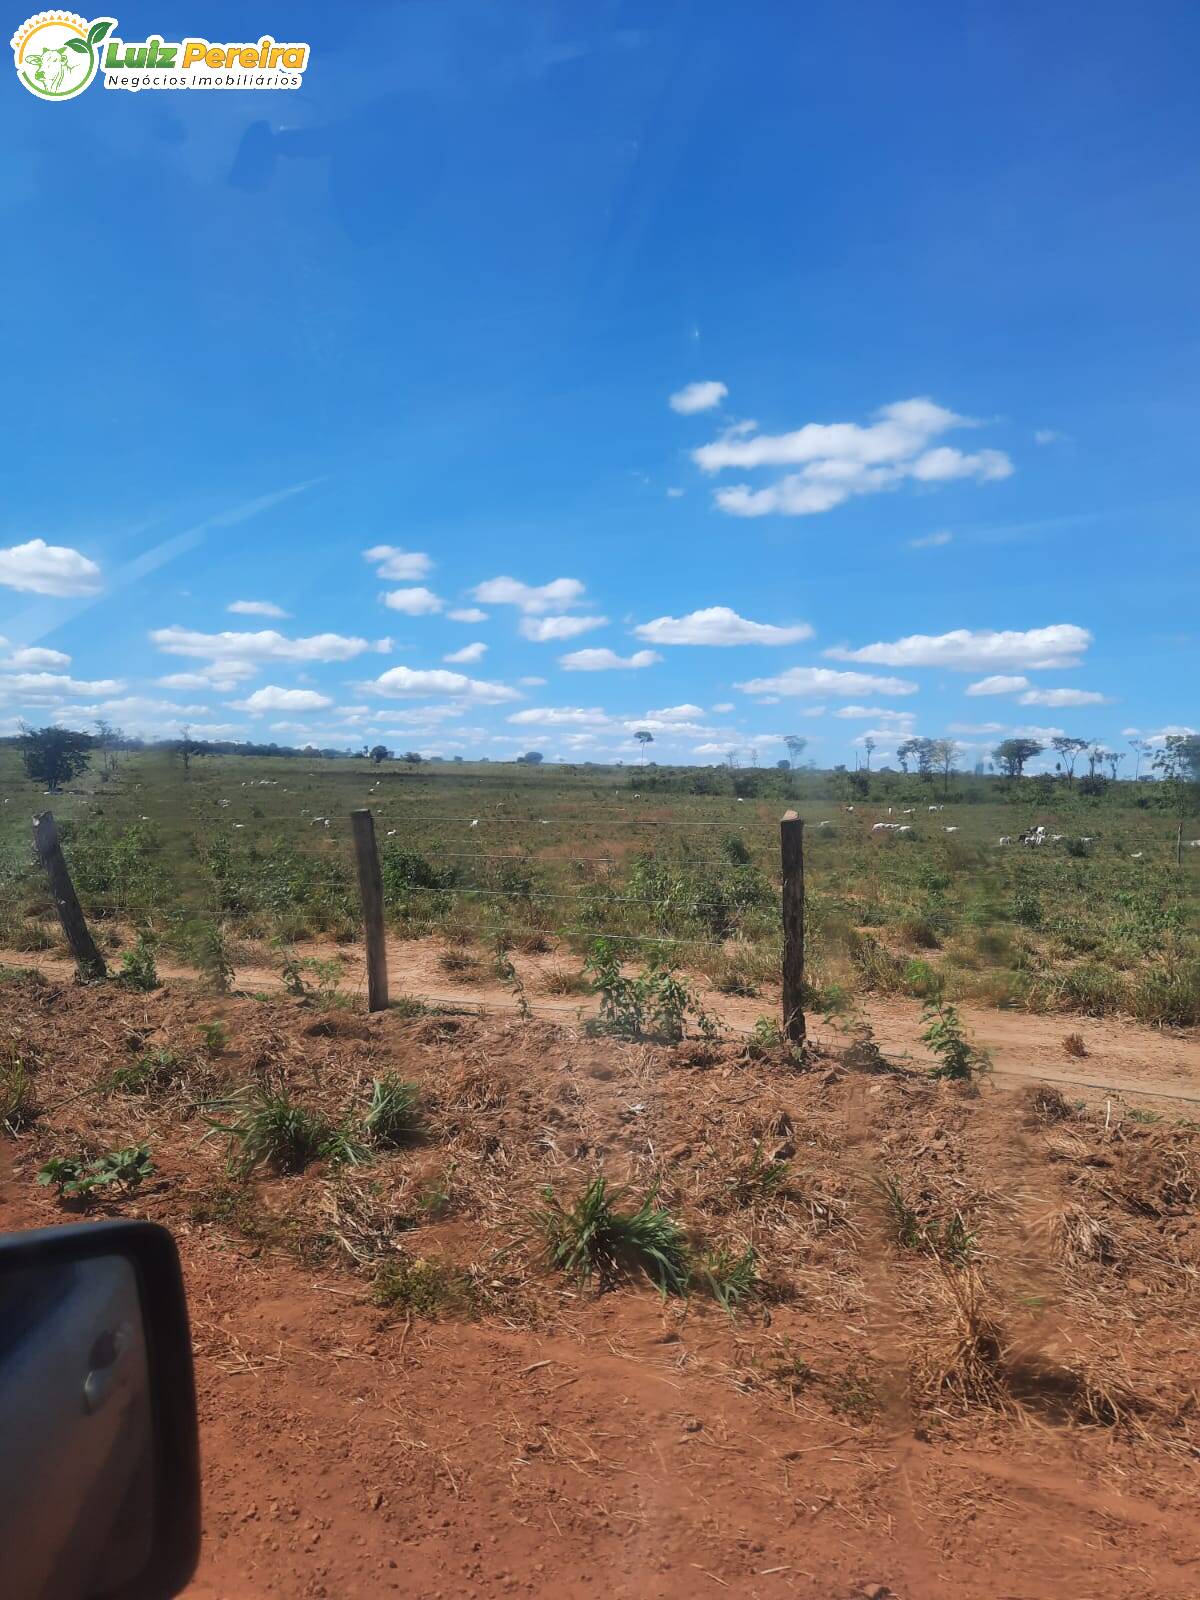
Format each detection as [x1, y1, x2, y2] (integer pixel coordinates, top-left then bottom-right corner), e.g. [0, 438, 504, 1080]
[2, 0, 1197, 768]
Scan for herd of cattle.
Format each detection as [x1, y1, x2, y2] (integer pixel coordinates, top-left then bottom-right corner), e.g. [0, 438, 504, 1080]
[837, 812, 1200, 851]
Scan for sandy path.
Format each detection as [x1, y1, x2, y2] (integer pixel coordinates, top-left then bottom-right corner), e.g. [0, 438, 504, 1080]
[4, 936, 1198, 1106]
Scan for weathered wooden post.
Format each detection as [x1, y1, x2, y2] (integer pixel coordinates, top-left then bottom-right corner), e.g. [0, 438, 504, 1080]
[32, 811, 106, 980]
[350, 808, 389, 1012]
[780, 810, 805, 1044]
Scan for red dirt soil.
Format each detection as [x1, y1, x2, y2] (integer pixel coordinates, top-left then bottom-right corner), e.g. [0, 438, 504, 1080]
[2, 972, 1199, 1598]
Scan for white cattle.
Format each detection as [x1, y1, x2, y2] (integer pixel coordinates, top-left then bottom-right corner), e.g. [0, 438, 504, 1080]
[872, 821, 901, 833]
[944, 825, 959, 833]
[998, 836, 1013, 846]
[1131, 851, 1143, 859]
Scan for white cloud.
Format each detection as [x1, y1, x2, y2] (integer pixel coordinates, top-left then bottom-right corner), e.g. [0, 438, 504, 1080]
[666, 487, 685, 499]
[508, 706, 611, 727]
[447, 607, 488, 624]
[443, 642, 487, 664]
[519, 614, 608, 642]
[833, 705, 915, 722]
[712, 702, 734, 713]
[966, 674, 1031, 696]
[633, 606, 813, 647]
[694, 398, 1013, 518]
[0, 671, 124, 700]
[909, 530, 953, 549]
[669, 380, 728, 415]
[366, 666, 519, 703]
[1122, 727, 1141, 737]
[151, 626, 370, 664]
[1145, 724, 1197, 745]
[472, 576, 586, 615]
[559, 648, 661, 672]
[1012, 724, 1067, 741]
[641, 704, 706, 722]
[233, 687, 334, 712]
[829, 625, 1090, 672]
[156, 663, 257, 691]
[363, 545, 433, 580]
[948, 721, 1007, 735]
[1, 646, 70, 670]
[519, 675, 547, 687]
[1017, 687, 1111, 707]
[909, 447, 1012, 483]
[228, 599, 289, 618]
[0, 539, 102, 596]
[381, 586, 443, 615]
[1034, 429, 1064, 445]
[737, 666, 918, 698]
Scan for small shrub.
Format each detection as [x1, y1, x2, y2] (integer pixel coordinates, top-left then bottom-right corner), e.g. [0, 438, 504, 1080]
[437, 947, 484, 983]
[722, 1144, 789, 1210]
[106, 1046, 182, 1096]
[1, 1055, 37, 1133]
[903, 957, 943, 1000]
[118, 934, 159, 992]
[197, 1020, 228, 1054]
[921, 1001, 991, 1081]
[698, 1244, 758, 1311]
[536, 1176, 689, 1296]
[390, 994, 429, 1018]
[206, 1086, 361, 1177]
[584, 939, 711, 1042]
[746, 1015, 785, 1057]
[875, 1175, 975, 1264]
[191, 921, 235, 993]
[1011, 888, 1043, 929]
[37, 1143, 155, 1200]
[895, 913, 941, 951]
[1062, 1032, 1088, 1059]
[371, 1256, 474, 1318]
[363, 1075, 422, 1147]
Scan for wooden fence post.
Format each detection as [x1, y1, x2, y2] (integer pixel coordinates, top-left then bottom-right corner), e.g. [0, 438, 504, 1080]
[780, 810, 805, 1044]
[350, 808, 389, 1012]
[33, 811, 106, 980]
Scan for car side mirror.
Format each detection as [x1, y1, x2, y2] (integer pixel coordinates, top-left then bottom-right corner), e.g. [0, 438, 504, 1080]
[0, 1220, 200, 1600]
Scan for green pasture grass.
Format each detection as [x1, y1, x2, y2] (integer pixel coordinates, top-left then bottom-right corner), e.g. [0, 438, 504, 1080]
[0, 747, 1195, 1026]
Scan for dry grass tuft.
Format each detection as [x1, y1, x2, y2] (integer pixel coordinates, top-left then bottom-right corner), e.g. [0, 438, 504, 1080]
[1031, 1201, 1117, 1266]
[912, 1263, 1011, 1412]
[1062, 1032, 1088, 1059]
[1023, 1082, 1074, 1124]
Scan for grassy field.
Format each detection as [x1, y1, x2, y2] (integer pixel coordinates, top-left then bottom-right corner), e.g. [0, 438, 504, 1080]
[1, 746, 1196, 1026]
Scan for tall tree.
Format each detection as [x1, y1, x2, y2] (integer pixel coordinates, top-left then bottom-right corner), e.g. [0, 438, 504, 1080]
[369, 744, 390, 765]
[784, 734, 807, 769]
[1128, 737, 1152, 780]
[634, 730, 654, 764]
[1050, 735, 1089, 787]
[20, 726, 93, 793]
[930, 737, 959, 796]
[863, 736, 876, 771]
[175, 725, 204, 773]
[94, 718, 123, 777]
[1153, 734, 1200, 862]
[992, 737, 1043, 777]
[1106, 750, 1125, 781]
